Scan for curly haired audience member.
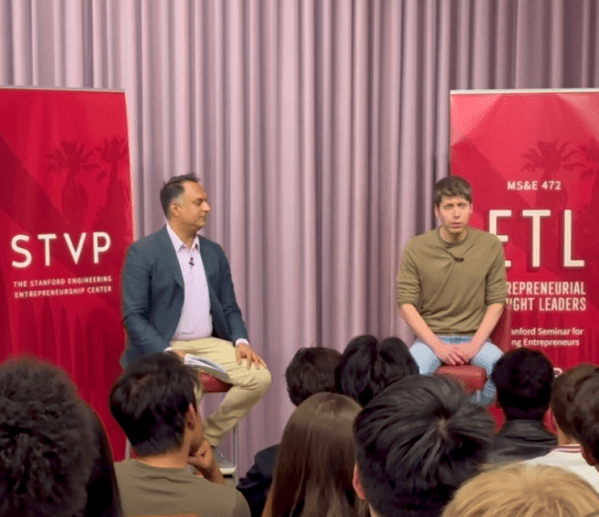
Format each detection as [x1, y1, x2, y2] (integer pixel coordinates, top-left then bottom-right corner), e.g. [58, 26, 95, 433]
[336, 334, 418, 406]
[525, 363, 599, 490]
[262, 392, 365, 517]
[441, 463, 599, 517]
[0, 358, 121, 517]
[110, 352, 249, 517]
[238, 346, 341, 517]
[353, 375, 494, 517]
[489, 348, 557, 463]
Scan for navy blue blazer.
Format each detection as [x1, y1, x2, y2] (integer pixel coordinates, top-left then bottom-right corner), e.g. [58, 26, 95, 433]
[121, 226, 248, 365]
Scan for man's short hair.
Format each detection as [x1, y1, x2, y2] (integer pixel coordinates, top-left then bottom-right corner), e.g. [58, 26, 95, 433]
[284, 346, 341, 406]
[491, 348, 554, 420]
[0, 358, 95, 517]
[354, 375, 493, 517]
[571, 368, 599, 463]
[159, 173, 199, 217]
[434, 176, 472, 207]
[109, 352, 200, 457]
[336, 335, 418, 406]
[550, 364, 596, 438]
[441, 463, 599, 517]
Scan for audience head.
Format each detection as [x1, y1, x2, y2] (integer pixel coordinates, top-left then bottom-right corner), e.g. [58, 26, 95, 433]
[159, 173, 199, 218]
[336, 334, 418, 406]
[285, 346, 341, 406]
[354, 375, 494, 517]
[434, 175, 472, 207]
[550, 363, 596, 439]
[109, 352, 201, 457]
[572, 367, 599, 464]
[271, 392, 363, 517]
[491, 348, 554, 420]
[441, 463, 599, 517]
[0, 358, 96, 517]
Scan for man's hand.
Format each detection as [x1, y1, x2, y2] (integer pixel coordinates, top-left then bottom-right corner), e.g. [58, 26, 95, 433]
[235, 343, 267, 370]
[435, 343, 468, 366]
[188, 439, 224, 484]
[454, 341, 480, 362]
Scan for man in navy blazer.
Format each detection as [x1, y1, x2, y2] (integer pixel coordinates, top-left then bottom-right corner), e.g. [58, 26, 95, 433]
[122, 174, 271, 474]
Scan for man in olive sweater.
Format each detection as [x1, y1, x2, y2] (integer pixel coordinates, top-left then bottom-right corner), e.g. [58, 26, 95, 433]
[396, 176, 506, 406]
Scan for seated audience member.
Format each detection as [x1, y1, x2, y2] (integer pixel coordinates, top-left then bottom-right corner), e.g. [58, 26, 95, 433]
[441, 463, 599, 517]
[572, 367, 599, 465]
[526, 363, 599, 490]
[110, 352, 249, 517]
[238, 346, 341, 517]
[262, 392, 364, 517]
[336, 334, 418, 406]
[0, 358, 121, 517]
[353, 375, 494, 517]
[488, 348, 557, 463]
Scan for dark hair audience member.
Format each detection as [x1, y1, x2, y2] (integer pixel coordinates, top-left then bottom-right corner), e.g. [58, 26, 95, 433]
[110, 352, 249, 517]
[354, 375, 493, 517]
[285, 346, 341, 406]
[441, 463, 599, 517]
[336, 334, 417, 406]
[263, 392, 364, 517]
[239, 346, 342, 517]
[489, 348, 556, 463]
[550, 363, 596, 439]
[109, 351, 200, 457]
[0, 357, 121, 517]
[523, 363, 599, 491]
[572, 367, 599, 465]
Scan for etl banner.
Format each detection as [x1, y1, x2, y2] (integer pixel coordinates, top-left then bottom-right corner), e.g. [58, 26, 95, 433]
[451, 89, 599, 370]
[0, 88, 133, 455]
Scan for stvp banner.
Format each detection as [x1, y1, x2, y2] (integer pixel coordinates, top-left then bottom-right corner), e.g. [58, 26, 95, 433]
[450, 89, 599, 370]
[0, 87, 133, 455]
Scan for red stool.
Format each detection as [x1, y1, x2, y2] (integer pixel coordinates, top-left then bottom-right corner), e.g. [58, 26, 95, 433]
[199, 372, 239, 484]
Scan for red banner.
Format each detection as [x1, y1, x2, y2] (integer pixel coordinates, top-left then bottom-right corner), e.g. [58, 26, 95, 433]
[451, 90, 599, 370]
[0, 88, 133, 456]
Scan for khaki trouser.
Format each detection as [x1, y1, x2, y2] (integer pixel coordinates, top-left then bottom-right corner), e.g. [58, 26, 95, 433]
[171, 337, 271, 446]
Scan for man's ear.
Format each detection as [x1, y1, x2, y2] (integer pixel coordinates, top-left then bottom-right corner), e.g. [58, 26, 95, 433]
[434, 205, 440, 218]
[186, 403, 197, 430]
[353, 464, 366, 500]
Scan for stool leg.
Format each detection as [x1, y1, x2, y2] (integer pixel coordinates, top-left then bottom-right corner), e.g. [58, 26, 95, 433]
[233, 423, 239, 485]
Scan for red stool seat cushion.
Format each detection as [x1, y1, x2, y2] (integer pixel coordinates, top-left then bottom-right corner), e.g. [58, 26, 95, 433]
[436, 365, 486, 394]
[199, 373, 232, 394]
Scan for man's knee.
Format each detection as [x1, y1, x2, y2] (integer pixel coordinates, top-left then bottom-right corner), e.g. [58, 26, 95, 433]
[243, 366, 271, 395]
[410, 343, 439, 375]
[472, 342, 503, 372]
[255, 367, 272, 393]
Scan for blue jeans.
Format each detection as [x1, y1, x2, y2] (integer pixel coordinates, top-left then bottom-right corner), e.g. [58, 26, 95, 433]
[410, 335, 502, 406]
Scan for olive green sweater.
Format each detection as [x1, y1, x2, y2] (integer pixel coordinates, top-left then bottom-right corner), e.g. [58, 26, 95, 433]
[397, 227, 506, 335]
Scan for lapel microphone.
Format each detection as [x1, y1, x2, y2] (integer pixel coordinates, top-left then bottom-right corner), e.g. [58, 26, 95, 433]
[189, 256, 194, 267]
[454, 257, 464, 262]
